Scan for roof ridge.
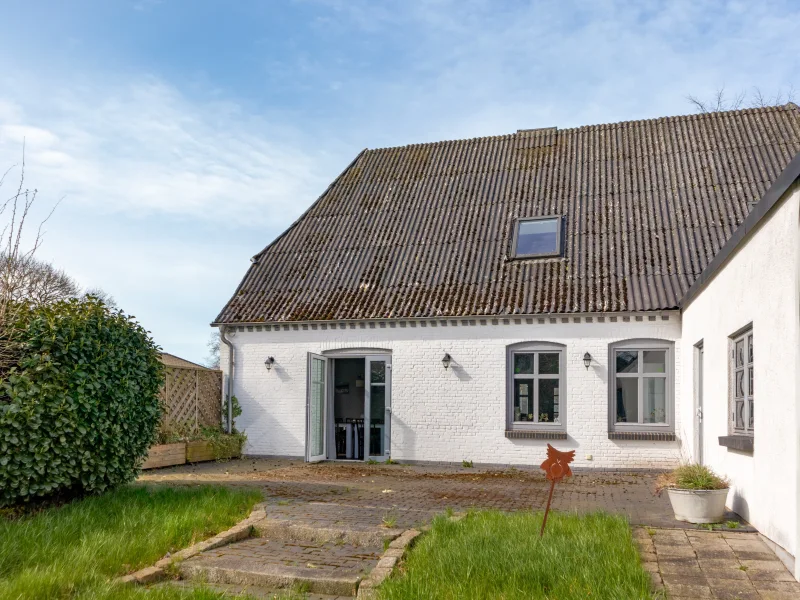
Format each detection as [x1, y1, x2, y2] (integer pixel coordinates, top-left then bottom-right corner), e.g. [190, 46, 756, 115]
[367, 132, 516, 153]
[363, 104, 794, 153]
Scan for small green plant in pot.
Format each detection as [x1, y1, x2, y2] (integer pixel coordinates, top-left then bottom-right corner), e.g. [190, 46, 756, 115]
[656, 464, 730, 524]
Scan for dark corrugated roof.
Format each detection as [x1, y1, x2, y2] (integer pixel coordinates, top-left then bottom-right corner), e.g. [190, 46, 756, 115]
[681, 150, 800, 309]
[216, 104, 800, 324]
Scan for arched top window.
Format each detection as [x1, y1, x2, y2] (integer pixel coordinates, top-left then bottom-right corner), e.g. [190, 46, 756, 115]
[506, 342, 566, 434]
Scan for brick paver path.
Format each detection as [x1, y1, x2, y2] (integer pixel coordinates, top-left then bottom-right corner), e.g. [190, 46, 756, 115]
[186, 536, 382, 580]
[636, 528, 800, 599]
[139, 458, 748, 531]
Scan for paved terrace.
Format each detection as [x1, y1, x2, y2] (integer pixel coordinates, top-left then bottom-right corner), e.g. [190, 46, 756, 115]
[141, 460, 800, 598]
[138, 458, 745, 531]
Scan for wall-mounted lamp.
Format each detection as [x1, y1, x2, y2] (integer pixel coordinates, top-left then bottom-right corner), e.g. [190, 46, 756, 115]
[442, 353, 452, 370]
[264, 356, 275, 370]
[583, 352, 592, 370]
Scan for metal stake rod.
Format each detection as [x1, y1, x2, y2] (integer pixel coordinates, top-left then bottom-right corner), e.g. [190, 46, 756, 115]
[538, 444, 575, 538]
[540, 478, 556, 538]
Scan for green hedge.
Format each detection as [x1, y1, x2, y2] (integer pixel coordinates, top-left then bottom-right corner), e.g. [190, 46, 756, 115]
[0, 298, 164, 505]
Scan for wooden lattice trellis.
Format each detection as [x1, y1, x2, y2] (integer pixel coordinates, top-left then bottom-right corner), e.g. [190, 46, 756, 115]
[160, 365, 223, 433]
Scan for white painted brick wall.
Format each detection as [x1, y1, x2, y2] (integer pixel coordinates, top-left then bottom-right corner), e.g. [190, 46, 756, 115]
[221, 313, 683, 469]
[681, 183, 800, 562]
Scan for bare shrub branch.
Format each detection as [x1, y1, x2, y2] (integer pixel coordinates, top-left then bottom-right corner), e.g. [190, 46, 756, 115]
[687, 85, 796, 113]
[205, 330, 220, 369]
[0, 145, 69, 373]
[83, 287, 118, 310]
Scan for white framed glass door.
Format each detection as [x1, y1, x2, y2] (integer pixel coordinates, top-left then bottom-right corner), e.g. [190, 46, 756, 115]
[695, 344, 704, 464]
[365, 355, 391, 460]
[306, 353, 328, 462]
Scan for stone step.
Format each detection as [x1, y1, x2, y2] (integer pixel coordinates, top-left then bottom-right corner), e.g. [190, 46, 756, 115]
[178, 537, 383, 597]
[180, 559, 361, 596]
[253, 517, 402, 547]
[160, 579, 353, 599]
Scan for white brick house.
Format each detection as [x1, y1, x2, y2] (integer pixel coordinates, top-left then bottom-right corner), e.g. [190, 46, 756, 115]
[220, 313, 683, 469]
[214, 105, 800, 576]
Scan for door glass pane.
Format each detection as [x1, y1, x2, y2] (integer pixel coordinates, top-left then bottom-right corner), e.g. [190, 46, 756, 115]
[310, 358, 325, 456]
[734, 399, 745, 429]
[616, 378, 638, 423]
[747, 335, 753, 364]
[369, 385, 385, 456]
[538, 379, 560, 423]
[513, 379, 534, 421]
[735, 339, 744, 367]
[616, 351, 638, 373]
[538, 353, 559, 375]
[643, 377, 666, 423]
[748, 367, 753, 396]
[748, 398, 754, 429]
[514, 354, 534, 374]
[643, 351, 666, 373]
[370, 361, 386, 384]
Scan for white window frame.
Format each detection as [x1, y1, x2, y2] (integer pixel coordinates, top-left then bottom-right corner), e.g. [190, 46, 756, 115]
[506, 342, 566, 432]
[608, 339, 675, 433]
[729, 325, 754, 436]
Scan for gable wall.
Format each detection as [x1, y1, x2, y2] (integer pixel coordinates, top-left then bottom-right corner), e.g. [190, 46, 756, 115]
[680, 181, 800, 564]
[221, 314, 683, 469]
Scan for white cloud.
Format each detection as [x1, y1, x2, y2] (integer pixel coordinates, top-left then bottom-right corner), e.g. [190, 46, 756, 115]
[0, 76, 338, 227]
[0, 73, 350, 362]
[298, 0, 800, 143]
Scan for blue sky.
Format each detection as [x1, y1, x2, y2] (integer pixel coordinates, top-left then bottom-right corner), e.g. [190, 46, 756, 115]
[1, 0, 798, 363]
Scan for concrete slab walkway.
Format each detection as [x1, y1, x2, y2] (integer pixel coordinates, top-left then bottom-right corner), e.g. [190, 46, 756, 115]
[636, 528, 800, 599]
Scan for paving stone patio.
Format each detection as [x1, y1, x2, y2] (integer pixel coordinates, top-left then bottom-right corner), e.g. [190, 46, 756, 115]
[139, 458, 800, 597]
[138, 457, 748, 530]
[636, 528, 800, 599]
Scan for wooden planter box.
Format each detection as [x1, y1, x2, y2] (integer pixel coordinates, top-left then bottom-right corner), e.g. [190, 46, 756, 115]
[186, 440, 241, 463]
[141, 438, 242, 470]
[142, 443, 186, 470]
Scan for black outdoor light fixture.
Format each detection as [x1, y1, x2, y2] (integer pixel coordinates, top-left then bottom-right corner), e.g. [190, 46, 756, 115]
[583, 352, 592, 370]
[264, 356, 275, 370]
[442, 353, 452, 370]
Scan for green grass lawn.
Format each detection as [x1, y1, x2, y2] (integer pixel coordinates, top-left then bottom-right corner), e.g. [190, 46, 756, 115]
[378, 511, 654, 600]
[0, 484, 262, 600]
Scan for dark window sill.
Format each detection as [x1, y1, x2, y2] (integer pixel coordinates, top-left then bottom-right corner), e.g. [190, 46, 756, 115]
[608, 431, 676, 441]
[719, 435, 754, 453]
[505, 430, 567, 440]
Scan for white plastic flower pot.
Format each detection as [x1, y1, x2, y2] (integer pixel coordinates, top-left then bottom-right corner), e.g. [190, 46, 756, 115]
[667, 488, 729, 524]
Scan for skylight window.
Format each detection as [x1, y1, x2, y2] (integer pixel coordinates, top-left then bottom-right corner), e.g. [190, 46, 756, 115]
[512, 216, 562, 258]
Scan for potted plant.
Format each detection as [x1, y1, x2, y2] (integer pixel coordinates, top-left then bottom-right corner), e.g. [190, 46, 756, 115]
[656, 464, 730, 524]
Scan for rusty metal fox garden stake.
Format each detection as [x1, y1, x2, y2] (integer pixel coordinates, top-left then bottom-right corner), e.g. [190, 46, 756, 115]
[539, 444, 576, 537]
